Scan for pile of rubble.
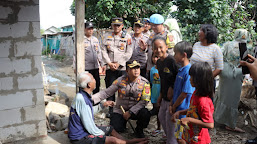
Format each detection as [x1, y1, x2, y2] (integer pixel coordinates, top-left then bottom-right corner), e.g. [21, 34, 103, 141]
[44, 89, 70, 133]
[239, 84, 257, 129]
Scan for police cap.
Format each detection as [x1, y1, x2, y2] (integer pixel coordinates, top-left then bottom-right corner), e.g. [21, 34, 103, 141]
[85, 22, 94, 29]
[112, 18, 123, 25]
[134, 19, 144, 27]
[126, 60, 141, 69]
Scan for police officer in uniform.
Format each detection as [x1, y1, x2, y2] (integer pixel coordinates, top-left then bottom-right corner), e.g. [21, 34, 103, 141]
[144, 14, 180, 78]
[101, 18, 133, 116]
[73, 22, 104, 94]
[142, 18, 151, 38]
[92, 60, 151, 138]
[129, 19, 149, 78]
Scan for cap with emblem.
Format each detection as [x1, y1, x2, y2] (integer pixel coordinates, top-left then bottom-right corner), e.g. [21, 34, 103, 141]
[150, 14, 164, 24]
[126, 60, 141, 68]
[85, 22, 94, 29]
[134, 19, 144, 27]
[111, 18, 123, 25]
[143, 18, 150, 24]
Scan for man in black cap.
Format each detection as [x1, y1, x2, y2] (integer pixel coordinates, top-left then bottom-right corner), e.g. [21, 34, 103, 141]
[92, 60, 151, 138]
[101, 17, 133, 117]
[73, 22, 104, 94]
[129, 19, 149, 78]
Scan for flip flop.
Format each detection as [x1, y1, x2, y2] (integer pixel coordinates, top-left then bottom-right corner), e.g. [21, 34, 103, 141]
[225, 126, 245, 133]
[151, 130, 162, 137]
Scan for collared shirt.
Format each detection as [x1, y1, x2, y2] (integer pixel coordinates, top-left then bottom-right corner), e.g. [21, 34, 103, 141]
[172, 63, 195, 118]
[143, 30, 151, 38]
[101, 31, 133, 70]
[73, 36, 103, 70]
[129, 34, 149, 69]
[92, 74, 150, 115]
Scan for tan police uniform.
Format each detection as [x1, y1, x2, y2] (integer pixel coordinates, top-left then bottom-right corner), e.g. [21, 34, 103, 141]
[72, 36, 103, 70]
[143, 30, 151, 38]
[92, 74, 151, 115]
[92, 60, 151, 136]
[101, 31, 133, 71]
[129, 34, 149, 70]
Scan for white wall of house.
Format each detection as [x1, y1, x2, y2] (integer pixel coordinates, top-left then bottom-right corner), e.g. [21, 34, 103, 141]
[0, 0, 46, 143]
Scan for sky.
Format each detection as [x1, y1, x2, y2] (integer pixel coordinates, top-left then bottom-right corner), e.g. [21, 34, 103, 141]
[39, 0, 75, 30]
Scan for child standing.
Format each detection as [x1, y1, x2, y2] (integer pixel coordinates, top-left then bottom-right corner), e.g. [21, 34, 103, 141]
[170, 41, 195, 118]
[172, 62, 214, 144]
[149, 53, 161, 135]
[153, 37, 178, 144]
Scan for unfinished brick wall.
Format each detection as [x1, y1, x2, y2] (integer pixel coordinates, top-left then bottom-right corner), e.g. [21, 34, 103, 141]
[0, 0, 46, 143]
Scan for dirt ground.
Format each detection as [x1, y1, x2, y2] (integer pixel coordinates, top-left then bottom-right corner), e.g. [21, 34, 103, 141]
[42, 56, 257, 144]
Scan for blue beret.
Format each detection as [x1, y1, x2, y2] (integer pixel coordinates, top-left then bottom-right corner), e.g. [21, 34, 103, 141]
[150, 14, 164, 24]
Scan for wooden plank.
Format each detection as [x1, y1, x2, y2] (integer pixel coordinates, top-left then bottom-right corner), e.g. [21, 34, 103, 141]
[75, 0, 85, 91]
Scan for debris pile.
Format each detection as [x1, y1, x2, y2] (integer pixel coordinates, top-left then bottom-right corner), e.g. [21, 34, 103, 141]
[239, 84, 257, 129]
[44, 89, 70, 133]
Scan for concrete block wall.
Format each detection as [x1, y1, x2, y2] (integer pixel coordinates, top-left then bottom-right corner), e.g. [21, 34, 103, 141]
[0, 0, 46, 143]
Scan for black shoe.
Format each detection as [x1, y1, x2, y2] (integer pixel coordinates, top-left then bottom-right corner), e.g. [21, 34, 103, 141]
[246, 137, 257, 144]
[135, 129, 145, 138]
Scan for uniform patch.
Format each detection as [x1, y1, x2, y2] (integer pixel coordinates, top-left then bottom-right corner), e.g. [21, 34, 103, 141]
[137, 93, 142, 101]
[164, 67, 170, 73]
[120, 82, 127, 87]
[108, 36, 113, 38]
[141, 83, 151, 101]
[120, 46, 124, 50]
[127, 38, 132, 45]
[112, 80, 118, 85]
[145, 85, 150, 94]
[168, 35, 174, 42]
[121, 90, 126, 95]
[138, 85, 143, 89]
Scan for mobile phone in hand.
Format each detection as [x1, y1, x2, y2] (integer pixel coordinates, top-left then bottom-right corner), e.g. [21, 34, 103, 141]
[239, 43, 250, 74]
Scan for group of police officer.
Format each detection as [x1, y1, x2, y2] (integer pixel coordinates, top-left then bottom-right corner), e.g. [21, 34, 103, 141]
[73, 13, 180, 138]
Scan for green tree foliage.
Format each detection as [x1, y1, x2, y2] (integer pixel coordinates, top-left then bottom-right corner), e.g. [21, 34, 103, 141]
[70, 0, 173, 28]
[170, 0, 256, 45]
